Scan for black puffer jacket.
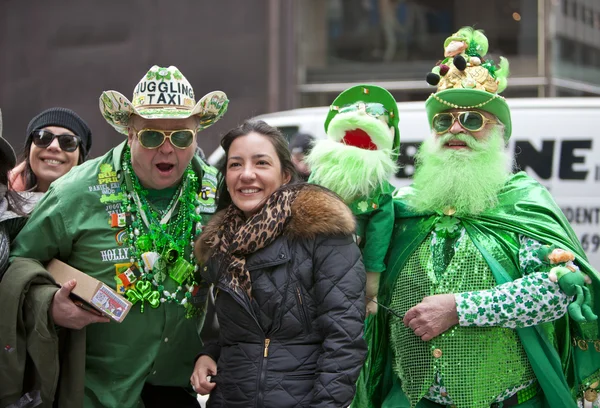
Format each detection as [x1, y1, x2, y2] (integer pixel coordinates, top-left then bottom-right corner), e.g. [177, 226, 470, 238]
[197, 185, 367, 408]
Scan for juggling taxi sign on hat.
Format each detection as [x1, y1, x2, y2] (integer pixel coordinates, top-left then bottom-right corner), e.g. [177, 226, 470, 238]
[100, 65, 228, 135]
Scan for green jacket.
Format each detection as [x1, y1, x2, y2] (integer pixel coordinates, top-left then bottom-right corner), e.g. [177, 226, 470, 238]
[349, 181, 395, 273]
[9, 141, 219, 408]
[355, 172, 600, 408]
[0, 257, 86, 408]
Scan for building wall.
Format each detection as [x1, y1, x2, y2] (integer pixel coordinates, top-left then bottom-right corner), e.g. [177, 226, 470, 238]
[0, 0, 275, 160]
[553, 0, 600, 91]
[294, 0, 600, 105]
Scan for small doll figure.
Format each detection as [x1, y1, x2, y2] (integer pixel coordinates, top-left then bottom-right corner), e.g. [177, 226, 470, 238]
[538, 245, 597, 323]
[306, 85, 400, 316]
[426, 27, 509, 95]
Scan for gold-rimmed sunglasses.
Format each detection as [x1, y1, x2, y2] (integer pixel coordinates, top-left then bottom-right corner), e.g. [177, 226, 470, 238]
[133, 128, 197, 149]
[432, 111, 497, 134]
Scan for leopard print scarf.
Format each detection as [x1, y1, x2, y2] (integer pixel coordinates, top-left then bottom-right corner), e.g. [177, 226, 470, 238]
[207, 184, 302, 298]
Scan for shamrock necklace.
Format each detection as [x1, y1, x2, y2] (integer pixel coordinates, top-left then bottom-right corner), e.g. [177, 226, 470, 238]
[119, 147, 203, 313]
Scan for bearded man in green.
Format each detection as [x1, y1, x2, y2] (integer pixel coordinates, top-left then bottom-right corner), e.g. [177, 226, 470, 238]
[354, 27, 600, 408]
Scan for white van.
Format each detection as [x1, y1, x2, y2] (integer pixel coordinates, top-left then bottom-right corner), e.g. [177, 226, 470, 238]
[207, 98, 600, 268]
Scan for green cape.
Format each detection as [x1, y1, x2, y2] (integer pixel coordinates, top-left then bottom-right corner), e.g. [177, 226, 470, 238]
[354, 172, 600, 408]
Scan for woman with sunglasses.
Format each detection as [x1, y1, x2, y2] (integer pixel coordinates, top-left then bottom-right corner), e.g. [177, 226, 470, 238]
[10, 107, 92, 194]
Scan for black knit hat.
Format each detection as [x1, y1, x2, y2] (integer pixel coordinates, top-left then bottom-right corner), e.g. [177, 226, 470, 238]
[26, 107, 92, 158]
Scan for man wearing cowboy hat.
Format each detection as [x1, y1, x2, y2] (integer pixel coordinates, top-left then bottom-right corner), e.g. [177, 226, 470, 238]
[7, 65, 228, 407]
[354, 27, 600, 408]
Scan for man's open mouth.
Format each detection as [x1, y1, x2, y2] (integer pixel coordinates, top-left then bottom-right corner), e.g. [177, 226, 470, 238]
[156, 163, 175, 172]
[341, 129, 377, 150]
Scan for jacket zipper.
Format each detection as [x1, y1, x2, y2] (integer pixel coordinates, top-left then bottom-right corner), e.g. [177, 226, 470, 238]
[295, 286, 310, 333]
[215, 282, 273, 408]
[215, 258, 288, 408]
[256, 338, 270, 408]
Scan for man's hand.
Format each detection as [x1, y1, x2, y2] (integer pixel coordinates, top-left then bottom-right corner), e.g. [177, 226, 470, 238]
[366, 272, 380, 317]
[191, 355, 217, 395]
[366, 297, 378, 317]
[403, 294, 458, 341]
[51, 279, 110, 329]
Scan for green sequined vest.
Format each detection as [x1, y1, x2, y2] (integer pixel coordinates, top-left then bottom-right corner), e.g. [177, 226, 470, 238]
[389, 232, 536, 408]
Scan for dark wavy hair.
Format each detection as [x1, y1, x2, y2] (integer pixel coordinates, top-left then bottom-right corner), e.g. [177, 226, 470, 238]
[216, 120, 299, 211]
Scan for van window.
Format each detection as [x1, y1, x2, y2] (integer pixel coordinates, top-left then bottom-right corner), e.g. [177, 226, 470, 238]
[276, 126, 299, 142]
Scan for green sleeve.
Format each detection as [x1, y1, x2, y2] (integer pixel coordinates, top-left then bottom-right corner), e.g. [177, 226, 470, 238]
[362, 193, 394, 273]
[11, 184, 72, 263]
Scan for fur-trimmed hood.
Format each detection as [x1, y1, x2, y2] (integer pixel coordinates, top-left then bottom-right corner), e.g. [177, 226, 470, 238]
[195, 184, 356, 264]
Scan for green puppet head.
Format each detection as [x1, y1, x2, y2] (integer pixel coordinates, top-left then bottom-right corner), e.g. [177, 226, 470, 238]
[306, 85, 400, 203]
[325, 85, 400, 153]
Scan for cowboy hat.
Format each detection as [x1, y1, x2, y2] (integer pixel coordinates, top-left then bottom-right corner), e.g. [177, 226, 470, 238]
[100, 65, 228, 135]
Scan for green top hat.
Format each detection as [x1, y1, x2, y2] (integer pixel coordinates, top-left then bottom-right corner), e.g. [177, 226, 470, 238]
[326, 85, 400, 151]
[425, 27, 512, 140]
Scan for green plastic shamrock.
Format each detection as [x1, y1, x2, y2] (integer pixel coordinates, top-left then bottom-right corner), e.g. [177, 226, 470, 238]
[126, 280, 160, 313]
[434, 216, 460, 237]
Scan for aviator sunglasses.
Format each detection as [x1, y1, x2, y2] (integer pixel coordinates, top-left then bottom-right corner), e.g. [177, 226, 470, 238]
[133, 128, 196, 149]
[31, 130, 81, 153]
[432, 111, 498, 134]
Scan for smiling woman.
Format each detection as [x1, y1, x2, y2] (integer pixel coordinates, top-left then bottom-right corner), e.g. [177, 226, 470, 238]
[9, 107, 92, 194]
[191, 120, 367, 408]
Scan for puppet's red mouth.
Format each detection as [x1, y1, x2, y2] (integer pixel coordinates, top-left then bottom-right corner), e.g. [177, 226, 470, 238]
[341, 129, 377, 150]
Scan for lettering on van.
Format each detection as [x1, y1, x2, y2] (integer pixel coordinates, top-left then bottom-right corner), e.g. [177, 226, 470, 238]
[396, 139, 598, 182]
[560, 206, 600, 254]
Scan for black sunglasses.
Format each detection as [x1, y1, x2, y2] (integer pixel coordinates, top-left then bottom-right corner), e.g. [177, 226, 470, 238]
[31, 130, 81, 153]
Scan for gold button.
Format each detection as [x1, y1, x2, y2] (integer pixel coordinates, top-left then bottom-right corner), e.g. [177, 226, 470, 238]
[591, 381, 599, 388]
[441, 392, 448, 397]
[585, 389, 598, 402]
[443, 206, 456, 216]
[432, 348, 443, 358]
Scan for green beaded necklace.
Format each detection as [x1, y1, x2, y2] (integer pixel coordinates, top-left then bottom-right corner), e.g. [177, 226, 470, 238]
[120, 147, 203, 314]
